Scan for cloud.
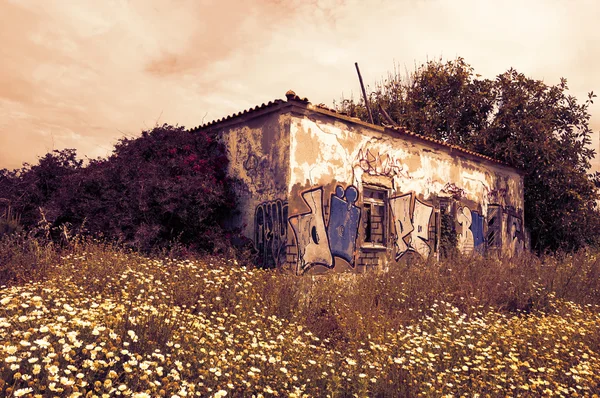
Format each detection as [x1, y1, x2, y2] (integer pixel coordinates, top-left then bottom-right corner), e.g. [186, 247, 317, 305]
[1, 0, 599, 170]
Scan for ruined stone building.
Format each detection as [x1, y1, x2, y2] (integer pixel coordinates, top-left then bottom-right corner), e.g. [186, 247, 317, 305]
[190, 91, 526, 274]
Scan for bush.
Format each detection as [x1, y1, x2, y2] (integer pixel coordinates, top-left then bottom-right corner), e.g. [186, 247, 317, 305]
[0, 233, 57, 287]
[0, 125, 240, 254]
[0, 149, 82, 230]
[0, 201, 22, 238]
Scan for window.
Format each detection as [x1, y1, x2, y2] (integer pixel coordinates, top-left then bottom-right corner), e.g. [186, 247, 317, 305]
[431, 210, 440, 254]
[362, 186, 387, 247]
[487, 205, 502, 249]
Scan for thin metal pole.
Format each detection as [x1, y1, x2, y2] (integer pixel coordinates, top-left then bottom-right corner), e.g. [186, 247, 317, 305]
[355, 62, 374, 124]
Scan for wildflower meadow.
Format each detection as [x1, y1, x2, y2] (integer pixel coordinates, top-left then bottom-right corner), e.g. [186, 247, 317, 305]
[1, 237, 600, 397]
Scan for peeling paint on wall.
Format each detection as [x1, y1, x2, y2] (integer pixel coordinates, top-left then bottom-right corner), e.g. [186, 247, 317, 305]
[219, 113, 291, 240]
[286, 113, 525, 267]
[215, 99, 526, 272]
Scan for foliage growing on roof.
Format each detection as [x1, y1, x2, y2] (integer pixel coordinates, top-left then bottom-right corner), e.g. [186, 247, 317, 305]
[336, 57, 600, 252]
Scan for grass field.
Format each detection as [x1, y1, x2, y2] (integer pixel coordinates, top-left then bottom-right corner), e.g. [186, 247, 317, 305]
[1, 237, 600, 397]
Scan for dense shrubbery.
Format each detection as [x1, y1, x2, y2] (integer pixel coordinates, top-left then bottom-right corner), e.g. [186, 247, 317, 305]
[0, 125, 239, 253]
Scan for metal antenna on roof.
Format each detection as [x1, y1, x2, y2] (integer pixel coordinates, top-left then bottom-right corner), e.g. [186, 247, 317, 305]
[354, 62, 374, 124]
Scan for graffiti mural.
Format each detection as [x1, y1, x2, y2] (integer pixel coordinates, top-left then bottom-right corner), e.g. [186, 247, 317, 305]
[412, 199, 434, 258]
[457, 207, 474, 254]
[471, 210, 485, 254]
[255, 184, 525, 272]
[254, 199, 288, 268]
[507, 213, 525, 255]
[289, 187, 333, 272]
[389, 194, 413, 258]
[441, 182, 465, 200]
[356, 148, 410, 179]
[327, 186, 361, 266]
[388, 193, 434, 259]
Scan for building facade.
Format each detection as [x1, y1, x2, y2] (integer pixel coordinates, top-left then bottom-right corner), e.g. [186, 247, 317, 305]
[190, 91, 526, 274]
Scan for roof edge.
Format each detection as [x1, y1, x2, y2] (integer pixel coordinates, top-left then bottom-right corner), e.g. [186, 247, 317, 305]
[189, 90, 521, 174]
[305, 102, 521, 173]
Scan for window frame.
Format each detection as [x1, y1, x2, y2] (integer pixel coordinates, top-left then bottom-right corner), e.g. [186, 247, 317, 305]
[361, 185, 389, 250]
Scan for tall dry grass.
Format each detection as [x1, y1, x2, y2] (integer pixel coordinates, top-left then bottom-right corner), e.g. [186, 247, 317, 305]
[1, 236, 599, 396]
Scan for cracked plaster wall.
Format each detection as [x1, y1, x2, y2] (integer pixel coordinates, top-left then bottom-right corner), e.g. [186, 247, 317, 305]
[219, 112, 291, 239]
[217, 106, 525, 271]
[289, 114, 524, 216]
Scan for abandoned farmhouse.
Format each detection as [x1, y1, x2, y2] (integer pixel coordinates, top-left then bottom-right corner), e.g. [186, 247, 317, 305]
[190, 91, 526, 274]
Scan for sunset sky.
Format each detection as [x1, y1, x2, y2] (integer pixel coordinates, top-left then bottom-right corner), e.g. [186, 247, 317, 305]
[1, 0, 600, 171]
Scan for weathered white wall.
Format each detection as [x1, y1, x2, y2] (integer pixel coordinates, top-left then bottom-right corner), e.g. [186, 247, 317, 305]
[287, 109, 525, 273]
[289, 113, 523, 213]
[216, 103, 525, 273]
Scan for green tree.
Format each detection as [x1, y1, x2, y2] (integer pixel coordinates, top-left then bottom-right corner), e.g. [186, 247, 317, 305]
[337, 57, 600, 252]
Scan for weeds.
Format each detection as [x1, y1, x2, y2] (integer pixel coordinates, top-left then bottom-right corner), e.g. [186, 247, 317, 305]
[1, 238, 599, 396]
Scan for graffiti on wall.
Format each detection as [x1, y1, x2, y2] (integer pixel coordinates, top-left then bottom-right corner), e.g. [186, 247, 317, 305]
[254, 188, 525, 271]
[441, 182, 465, 200]
[388, 194, 412, 256]
[327, 186, 361, 265]
[286, 185, 362, 273]
[237, 138, 279, 195]
[254, 185, 362, 273]
[356, 148, 410, 179]
[289, 187, 333, 272]
[507, 213, 525, 255]
[388, 193, 434, 259]
[254, 199, 288, 268]
[412, 199, 434, 258]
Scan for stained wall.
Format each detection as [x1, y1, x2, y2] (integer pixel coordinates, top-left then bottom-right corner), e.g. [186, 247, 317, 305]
[217, 110, 291, 268]
[285, 108, 525, 274]
[214, 101, 526, 274]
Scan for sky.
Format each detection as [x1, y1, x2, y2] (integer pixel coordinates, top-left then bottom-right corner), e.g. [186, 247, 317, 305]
[1, 0, 600, 171]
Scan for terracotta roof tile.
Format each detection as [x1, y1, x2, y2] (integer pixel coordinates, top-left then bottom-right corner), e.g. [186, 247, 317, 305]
[285, 89, 309, 102]
[189, 90, 509, 167]
[189, 99, 286, 132]
[383, 125, 505, 165]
